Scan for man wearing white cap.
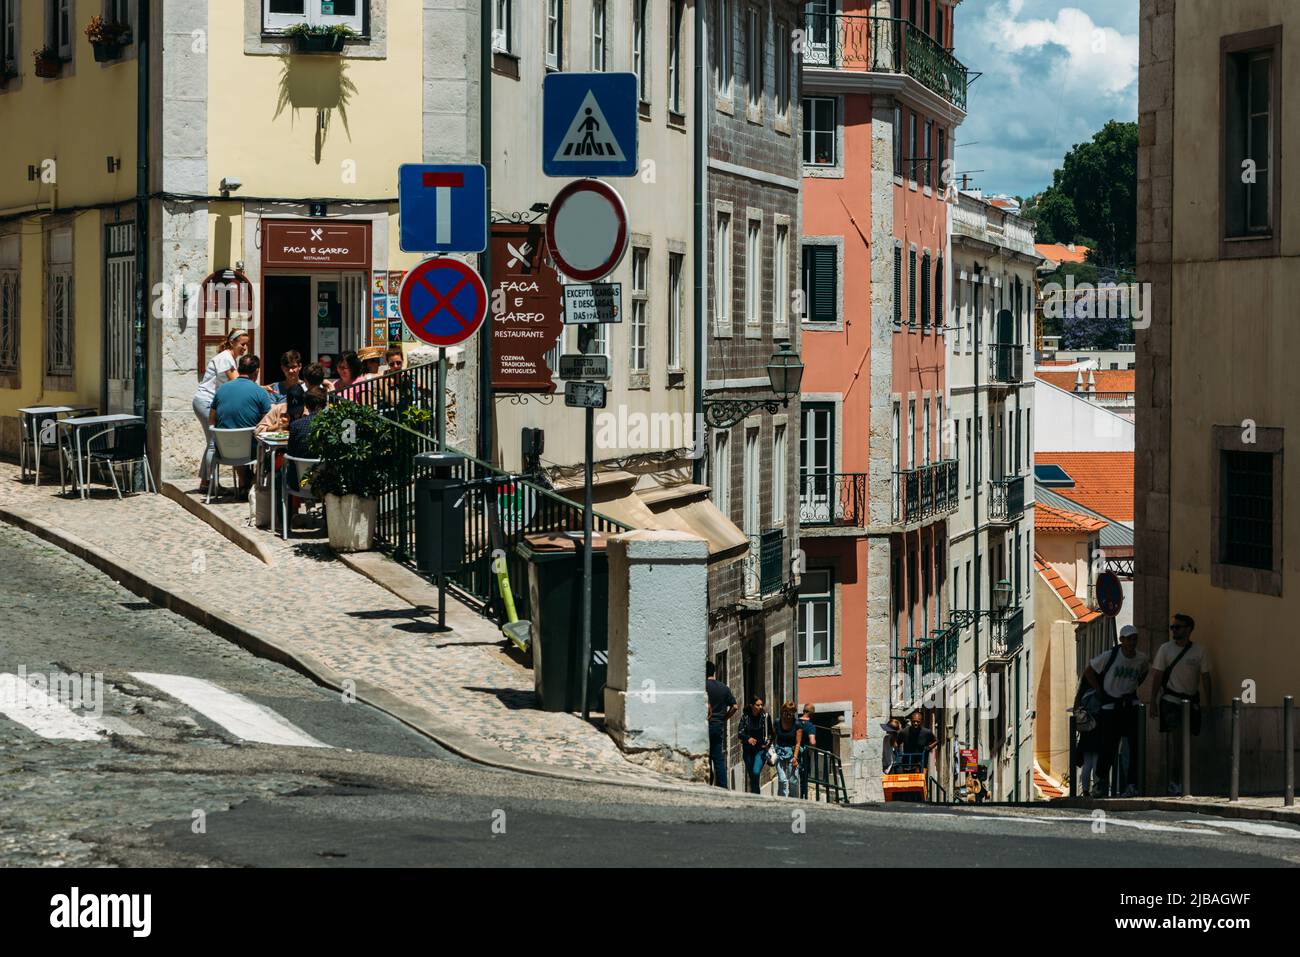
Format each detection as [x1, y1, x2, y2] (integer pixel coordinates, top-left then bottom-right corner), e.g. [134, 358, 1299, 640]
[1082, 624, 1149, 796]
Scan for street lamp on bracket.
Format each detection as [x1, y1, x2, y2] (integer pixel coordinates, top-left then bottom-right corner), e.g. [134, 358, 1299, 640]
[701, 340, 805, 429]
[947, 578, 1014, 629]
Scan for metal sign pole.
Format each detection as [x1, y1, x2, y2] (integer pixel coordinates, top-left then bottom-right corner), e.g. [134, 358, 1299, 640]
[436, 351, 448, 630]
[580, 405, 594, 721]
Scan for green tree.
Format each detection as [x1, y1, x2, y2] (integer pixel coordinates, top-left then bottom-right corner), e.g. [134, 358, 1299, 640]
[1038, 120, 1137, 266]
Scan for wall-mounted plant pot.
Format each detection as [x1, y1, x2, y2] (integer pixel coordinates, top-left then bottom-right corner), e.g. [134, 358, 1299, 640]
[34, 57, 61, 79]
[292, 33, 347, 54]
[91, 40, 124, 62]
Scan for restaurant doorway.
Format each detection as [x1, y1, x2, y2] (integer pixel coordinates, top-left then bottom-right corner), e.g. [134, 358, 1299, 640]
[262, 273, 367, 382]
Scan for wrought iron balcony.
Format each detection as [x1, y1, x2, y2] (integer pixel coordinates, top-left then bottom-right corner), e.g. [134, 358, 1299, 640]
[987, 474, 1025, 524]
[987, 343, 1024, 385]
[744, 529, 786, 598]
[987, 607, 1025, 663]
[893, 459, 958, 525]
[799, 471, 867, 527]
[802, 13, 969, 111]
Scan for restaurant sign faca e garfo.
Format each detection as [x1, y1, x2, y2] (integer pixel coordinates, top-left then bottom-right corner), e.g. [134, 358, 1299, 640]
[490, 223, 564, 393]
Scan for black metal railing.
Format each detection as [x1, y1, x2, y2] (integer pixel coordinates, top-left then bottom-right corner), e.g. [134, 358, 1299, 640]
[987, 343, 1024, 384]
[802, 14, 969, 110]
[893, 459, 958, 524]
[802, 746, 851, 804]
[798, 471, 867, 526]
[327, 360, 441, 425]
[373, 419, 632, 622]
[988, 606, 1025, 661]
[988, 474, 1025, 523]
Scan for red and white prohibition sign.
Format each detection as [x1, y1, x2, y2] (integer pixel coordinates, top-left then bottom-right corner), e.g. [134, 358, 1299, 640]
[398, 257, 489, 347]
[545, 179, 630, 282]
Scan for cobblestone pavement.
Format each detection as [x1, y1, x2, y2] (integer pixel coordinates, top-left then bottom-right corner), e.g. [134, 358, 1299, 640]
[0, 462, 682, 786]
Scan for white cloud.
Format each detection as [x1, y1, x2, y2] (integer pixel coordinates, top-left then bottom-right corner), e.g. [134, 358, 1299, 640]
[979, 5, 1138, 96]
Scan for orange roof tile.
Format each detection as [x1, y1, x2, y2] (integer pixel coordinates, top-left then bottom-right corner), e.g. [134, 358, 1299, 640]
[1035, 242, 1090, 264]
[1036, 369, 1135, 394]
[1033, 764, 1065, 800]
[1036, 359, 1077, 367]
[1035, 452, 1134, 523]
[1035, 553, 1102, 623]
[1035, 502, 1108, 534]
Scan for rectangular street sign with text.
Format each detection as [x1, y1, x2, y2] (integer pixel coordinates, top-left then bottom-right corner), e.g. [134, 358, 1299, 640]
[563, 283, 622, 325]
[558, 354, 610, 380]
[565, 381, 608, 409]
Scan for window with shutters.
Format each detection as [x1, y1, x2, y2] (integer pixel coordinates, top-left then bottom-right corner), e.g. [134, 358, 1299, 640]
[908, 112, 918, 182]
[924, 119, 933, 188]
[935, 256, 944, 331]
[803, 97, 836, 166]
[937, 128, 947, 190]
[908, 249, 917, 327]
[0, 233, 18, 381]
[745, 218, 761, 329]
[893, 105, 902, 178]
[801, 244, 837, 325]
[893, 245, 902, 327]
[714, 208, 732, 335]
[920, 252, 931, 330]
[773, 222, 789, 333]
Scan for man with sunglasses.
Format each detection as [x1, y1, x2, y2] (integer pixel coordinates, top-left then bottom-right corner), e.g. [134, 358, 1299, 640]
[1149, 613, 1212, 795]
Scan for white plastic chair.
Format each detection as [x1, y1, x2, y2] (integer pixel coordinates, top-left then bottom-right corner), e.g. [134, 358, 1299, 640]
[207, 427, 257, 503]
[280, 454, 321, 540]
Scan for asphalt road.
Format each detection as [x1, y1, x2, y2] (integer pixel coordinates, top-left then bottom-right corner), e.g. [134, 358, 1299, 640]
[3, 523, 1299, 868]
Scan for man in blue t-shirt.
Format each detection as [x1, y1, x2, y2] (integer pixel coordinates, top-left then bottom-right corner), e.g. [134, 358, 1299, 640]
[706, 662, 738, 789]
[798, 704, 819, 799]
[209, 354, 273, 494]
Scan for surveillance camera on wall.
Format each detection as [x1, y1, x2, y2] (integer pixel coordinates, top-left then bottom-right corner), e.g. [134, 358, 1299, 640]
[219, 177, 242, 194]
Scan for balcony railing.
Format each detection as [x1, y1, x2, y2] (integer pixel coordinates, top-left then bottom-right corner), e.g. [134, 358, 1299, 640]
[894, 459, 958, 525]
[988, 474, 1025, 524]
[745, 529, 786, 598]
[987, 343, 1024, 384]
[802, 14, 969, 111]
[987, 607, 1025, 662]
[799, 471, 867, 527]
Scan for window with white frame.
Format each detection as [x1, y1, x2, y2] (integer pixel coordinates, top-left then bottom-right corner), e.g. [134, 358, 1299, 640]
[105, 0, 130, 30]
[798, 569, 833, 667]
[591, 0, 606, 70]
[802, 97, 835, 165]
[775, 20, 791, 120]
[46, 228, 73, 377]
[545, 0, 563, 71]
[773, 224, 789, 331]
[634, 0, 649, 102]
[630, 247, 649, 372]
[667, 252, 684, 370]
[923, 397, 931, 466]
[773, 423, 787, 526]
[907, 398, 915, 470]
[745, 5, 763, 108]
[49, 0, 71, 58]
[0, 234, 18, 375]
[264, 0, 365, 35]
[668, 0, 684, 112]
[492, 0, 513, 54]
[745, 218, 761, 328]
[715, 0, 733, 96]
[712, 429, 731, 515]
[714, 210, 732, 333]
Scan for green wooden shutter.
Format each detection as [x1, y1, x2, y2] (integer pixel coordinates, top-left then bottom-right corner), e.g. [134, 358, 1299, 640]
[921, 252, 931, 329]
[806, 245, 836, 323]
[893, 246, 902, 325]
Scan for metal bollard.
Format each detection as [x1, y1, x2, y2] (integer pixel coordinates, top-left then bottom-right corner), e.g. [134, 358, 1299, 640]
[1230, 697, 1241, 803]
[1286, 696, 1295, 808]
[1135, 702, 1147, 797]
[1181, 698, 1192, 797]
[1068, 711, 1078, 798]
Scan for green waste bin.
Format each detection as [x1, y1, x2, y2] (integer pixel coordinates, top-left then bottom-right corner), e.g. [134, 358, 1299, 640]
[516, 534, 609, 714]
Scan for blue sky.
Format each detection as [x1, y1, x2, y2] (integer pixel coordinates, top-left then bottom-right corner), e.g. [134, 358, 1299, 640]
[955, 0, 1139, 199]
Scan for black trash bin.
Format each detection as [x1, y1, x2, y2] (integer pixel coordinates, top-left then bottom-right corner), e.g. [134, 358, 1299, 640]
[414, 452, 465, 575]
[516, 533, 609, 714]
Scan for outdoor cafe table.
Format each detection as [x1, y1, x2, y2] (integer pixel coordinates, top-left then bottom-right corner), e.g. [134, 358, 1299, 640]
[17, 406, 95, 485]
[56, 414, 143, 499]
[256, 432, 289, 534]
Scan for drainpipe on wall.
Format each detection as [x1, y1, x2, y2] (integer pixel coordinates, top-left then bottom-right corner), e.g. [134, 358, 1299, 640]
[133, 1, 150, 433]
[478, 0, 493, 464]
[691, 0, 705, 485]
[972, 265, 981, 756]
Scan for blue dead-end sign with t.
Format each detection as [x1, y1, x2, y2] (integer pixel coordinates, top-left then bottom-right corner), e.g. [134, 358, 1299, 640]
[543, 72, 638, 177]
[398, 257, 489, 347]
[399, 163, 488, 253]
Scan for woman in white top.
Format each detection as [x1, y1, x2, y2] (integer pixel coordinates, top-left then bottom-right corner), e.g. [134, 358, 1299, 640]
[192, 329, 249, 492]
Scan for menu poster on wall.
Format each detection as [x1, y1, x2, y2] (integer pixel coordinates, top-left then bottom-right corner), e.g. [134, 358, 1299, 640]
[490, 223, 563, 393]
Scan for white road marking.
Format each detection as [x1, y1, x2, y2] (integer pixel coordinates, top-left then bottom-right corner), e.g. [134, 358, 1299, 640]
[129, 673, 329, 748]
[1178, 818, 1300, 840]
[0, 673, 115, 741]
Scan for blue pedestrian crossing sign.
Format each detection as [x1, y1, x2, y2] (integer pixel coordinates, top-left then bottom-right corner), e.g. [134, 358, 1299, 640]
[543, 72, 638, 177]
[399, 163, 488, 254]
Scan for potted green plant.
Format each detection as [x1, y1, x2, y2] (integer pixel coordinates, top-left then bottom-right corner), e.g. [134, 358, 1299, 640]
[33, 47, 61, 78]
[85, 15, 132, 62]
[307, 400, 400, 552]
[283, 23, 355, 54]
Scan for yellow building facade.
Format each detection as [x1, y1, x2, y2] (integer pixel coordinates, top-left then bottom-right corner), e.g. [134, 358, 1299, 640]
[0, 0, 482, 477]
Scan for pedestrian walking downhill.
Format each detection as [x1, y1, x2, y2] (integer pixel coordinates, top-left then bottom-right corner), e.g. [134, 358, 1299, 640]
[772, 701, 804, 798]
[706, 661, 738, 789]
[738, 696, 773, 795]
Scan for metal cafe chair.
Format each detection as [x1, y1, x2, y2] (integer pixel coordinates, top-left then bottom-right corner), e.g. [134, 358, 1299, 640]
[207, 427, 257, 503]
[85, 422, 157, 499]
[280, 454, 321, 541]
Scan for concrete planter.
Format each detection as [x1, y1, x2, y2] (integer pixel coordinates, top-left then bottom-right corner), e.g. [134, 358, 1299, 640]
[324, 493, 377, 552]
